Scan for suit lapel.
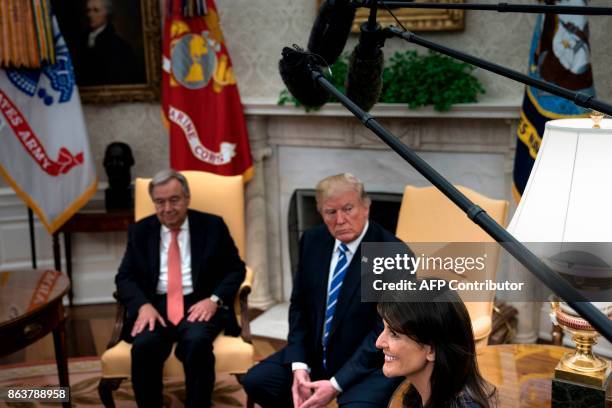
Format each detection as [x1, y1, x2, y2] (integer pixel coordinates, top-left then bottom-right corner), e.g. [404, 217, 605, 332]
[328, 223, 374, 339]
[149, 217, 162, 288]
[189, 211, 205, 290]
[313, 232, 335, 348]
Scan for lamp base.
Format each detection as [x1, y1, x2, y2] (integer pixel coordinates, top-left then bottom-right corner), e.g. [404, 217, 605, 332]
[555, 358, 611, 388]
[552, 378, 606, 408]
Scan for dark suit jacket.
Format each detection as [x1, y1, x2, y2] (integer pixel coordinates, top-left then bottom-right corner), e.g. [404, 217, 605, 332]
[115, 209, 246, 337]
[284, 221, 400, 390]
[76, 23, 144, 86]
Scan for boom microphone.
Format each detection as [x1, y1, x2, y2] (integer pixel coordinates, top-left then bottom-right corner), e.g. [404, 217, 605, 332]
[279, 46, 329, 108]
[345, 20, 385, 111]
[308, 0, 356, 65]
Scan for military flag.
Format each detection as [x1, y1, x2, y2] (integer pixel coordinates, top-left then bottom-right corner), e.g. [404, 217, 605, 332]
[162, 0, 253, 180]
[0, 17, 97, 234]
[513, 0, 595, 201]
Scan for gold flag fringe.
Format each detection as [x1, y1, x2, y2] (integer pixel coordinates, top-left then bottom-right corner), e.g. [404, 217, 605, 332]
[0, 0, 55, 69]
[166, 0, 208, 18]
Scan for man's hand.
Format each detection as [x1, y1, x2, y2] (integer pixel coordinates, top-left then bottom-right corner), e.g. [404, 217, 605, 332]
[187, 298, 218, 322]
[131, 303, 166, 337]
[299, 380, 339, 408]
[291, 369, 313, 408]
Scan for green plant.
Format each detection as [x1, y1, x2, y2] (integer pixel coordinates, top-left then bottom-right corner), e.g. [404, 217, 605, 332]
[381, 50, 484, 111]
[277, 50, 485, 112]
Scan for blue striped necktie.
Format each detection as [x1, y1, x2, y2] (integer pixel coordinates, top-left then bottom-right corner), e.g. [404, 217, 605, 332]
[322, 243, 349, 369]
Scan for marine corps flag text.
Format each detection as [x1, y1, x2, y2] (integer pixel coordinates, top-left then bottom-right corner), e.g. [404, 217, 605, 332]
[162, 0, 253, 180]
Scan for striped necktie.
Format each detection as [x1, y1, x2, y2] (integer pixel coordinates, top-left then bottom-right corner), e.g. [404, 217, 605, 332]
[322, 243, 349, 369]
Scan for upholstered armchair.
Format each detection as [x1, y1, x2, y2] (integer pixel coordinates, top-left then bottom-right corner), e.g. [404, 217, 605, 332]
[395, 185, 508, 349]
[98, 171, 254, 407]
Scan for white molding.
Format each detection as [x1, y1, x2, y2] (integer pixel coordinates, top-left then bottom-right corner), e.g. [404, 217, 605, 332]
[243, 98, 521, 119]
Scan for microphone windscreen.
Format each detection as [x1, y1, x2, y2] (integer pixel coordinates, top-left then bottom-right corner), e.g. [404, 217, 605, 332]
[308, 0, 356, 65]
[279, 47, 329, 108]
[346, 46, 384, 112]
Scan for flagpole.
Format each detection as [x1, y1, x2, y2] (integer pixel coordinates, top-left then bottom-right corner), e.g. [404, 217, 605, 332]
[28, 208, 37, 269]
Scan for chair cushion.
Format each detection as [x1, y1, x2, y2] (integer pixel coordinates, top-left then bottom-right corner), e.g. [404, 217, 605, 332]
[100, 335, 254, 379]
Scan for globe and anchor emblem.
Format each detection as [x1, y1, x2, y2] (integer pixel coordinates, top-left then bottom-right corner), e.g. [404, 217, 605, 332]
[171, 31, 220, 90]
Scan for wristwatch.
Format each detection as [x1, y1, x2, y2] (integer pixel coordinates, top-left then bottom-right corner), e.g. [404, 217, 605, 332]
[210, 294, 223, 307]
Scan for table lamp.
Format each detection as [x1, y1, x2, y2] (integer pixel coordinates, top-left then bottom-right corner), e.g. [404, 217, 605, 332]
[507, 115, 612, 406]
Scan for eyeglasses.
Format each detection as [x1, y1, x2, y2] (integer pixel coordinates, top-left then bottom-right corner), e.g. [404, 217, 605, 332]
[153, 196, 184, 207]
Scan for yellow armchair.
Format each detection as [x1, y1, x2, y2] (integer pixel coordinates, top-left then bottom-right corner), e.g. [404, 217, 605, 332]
[98, 171, 254, 407]
[395, 185, 508, 349]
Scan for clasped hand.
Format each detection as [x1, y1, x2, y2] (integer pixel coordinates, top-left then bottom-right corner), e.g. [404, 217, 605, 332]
[292, 369, 339, 408]
[131, 299, 218, 337]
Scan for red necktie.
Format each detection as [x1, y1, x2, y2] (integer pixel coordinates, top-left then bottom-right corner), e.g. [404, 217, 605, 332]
[167, 229, 183, 325]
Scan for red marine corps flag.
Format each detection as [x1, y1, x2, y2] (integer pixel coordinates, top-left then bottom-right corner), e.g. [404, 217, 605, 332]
[162, 0, 253, 181]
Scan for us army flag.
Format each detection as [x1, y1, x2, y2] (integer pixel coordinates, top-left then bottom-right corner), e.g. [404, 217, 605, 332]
[0, 18, 97, 234]
[512, 0, 595, 201]
[162, 0, 253, 180]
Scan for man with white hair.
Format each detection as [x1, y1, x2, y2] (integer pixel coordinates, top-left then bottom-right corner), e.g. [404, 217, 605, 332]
[115, 169, 245, 407]
[243, 173, 404, 407]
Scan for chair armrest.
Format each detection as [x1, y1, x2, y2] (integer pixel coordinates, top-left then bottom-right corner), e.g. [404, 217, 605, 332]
[236, 266, 254, 343]
[106, 291, 126, 349]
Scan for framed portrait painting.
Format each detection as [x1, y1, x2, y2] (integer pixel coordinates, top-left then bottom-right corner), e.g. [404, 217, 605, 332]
[52, 0, 161, 103]
[316, 0, 465, 33]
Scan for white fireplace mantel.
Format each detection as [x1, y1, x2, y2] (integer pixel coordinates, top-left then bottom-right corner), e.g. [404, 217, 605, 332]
[243, 99, 521, 119]
[243, 101, 520, 309]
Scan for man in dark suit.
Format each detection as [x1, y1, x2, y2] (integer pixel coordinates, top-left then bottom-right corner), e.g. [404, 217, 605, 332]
[115, 169, 245, 408]
[243, 173, 403, 407]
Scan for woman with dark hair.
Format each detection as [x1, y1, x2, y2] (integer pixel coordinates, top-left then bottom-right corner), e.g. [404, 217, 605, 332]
[376, 288, 496, 408]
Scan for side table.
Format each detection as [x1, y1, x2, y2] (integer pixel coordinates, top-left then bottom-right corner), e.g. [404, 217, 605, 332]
[0, 269, 71, 408]
[52, 210, 133, 306]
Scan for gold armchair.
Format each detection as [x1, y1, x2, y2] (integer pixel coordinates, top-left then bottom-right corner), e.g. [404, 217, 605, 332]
[395, 185, 508, 349]
[98, 171, 254, 407]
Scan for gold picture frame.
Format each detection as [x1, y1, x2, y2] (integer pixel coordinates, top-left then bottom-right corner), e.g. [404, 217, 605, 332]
[54, 0, 161, 103]
[317, 0, 465, 33]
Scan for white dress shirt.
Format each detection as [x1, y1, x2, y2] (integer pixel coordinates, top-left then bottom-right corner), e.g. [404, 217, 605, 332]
[88, 24, 106, 48]
[292, 221, 370, 392]
[156, 218, 193, 295]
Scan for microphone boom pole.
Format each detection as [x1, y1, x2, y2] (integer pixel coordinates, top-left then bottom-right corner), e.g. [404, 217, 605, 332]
[385, 26, 612, 117]
[365, 1, 612, 15]
[304, 62, 612, 343]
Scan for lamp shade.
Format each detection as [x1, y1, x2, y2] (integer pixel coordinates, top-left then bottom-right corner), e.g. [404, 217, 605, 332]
[508, 118, 612, 304]
[509, 118, 612, 242]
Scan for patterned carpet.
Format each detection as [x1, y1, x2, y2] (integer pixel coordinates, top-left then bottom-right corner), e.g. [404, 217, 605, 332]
[0, 357, 246, 407]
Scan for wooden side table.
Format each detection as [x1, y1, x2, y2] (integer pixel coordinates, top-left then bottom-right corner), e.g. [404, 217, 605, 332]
[0, 269, 71, 408]
[52, 210, 133, 306]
